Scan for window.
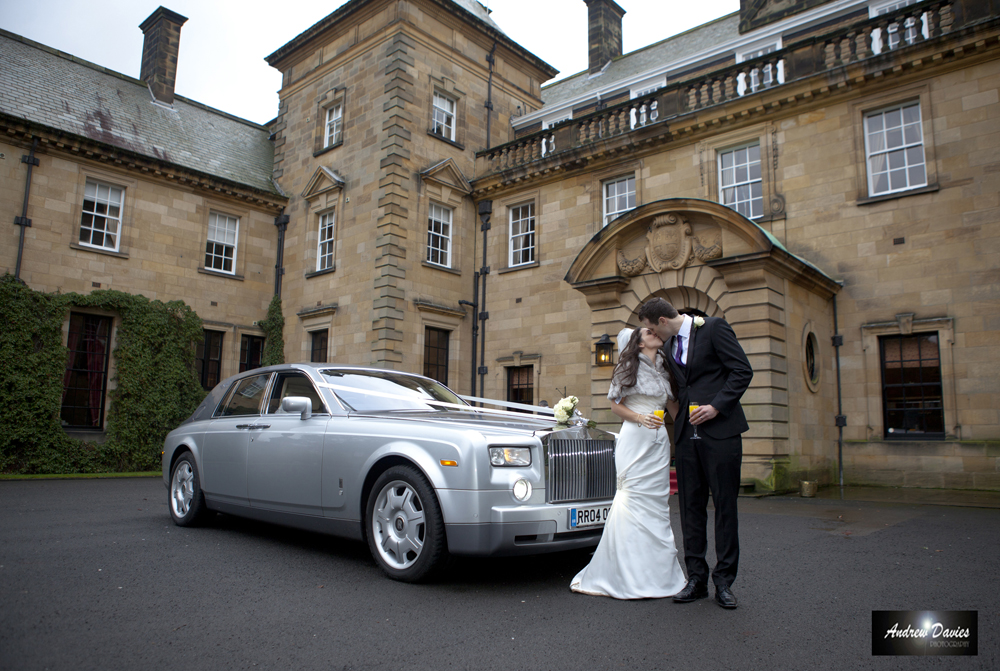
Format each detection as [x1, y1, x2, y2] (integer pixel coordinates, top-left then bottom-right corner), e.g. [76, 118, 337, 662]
[218, 373, 270, 417]
[426, 203, 452, 267]
[205, 211, 239, 274]
[509, 203, 535, 267]
[196, 330, 224, 391]
[423, 327, 449, 386]
[738, 43, 781, 94]
[240, 334, 264, 372]
[317, 211, 335, 271]
[265, 371, 325, 415]
[630, 76, 665, 99]
[506, 366, 533, 411]
[324, 105, 343, 148]
[310, 330, 328, 363]
[603, 176, 636, 227]
[79, 179, 124, 251]
[871, 0, 926, 52]
[864, 101, 926, 197]
[719, 143, 763, 219]
[432, 92, 456, 141]
[61, 313, 113, 429]
[879, 333, 944, 439]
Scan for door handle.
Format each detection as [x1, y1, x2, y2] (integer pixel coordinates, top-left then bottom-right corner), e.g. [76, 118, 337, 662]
[249, 424, 271, 430]
[235, 424, 254, 429]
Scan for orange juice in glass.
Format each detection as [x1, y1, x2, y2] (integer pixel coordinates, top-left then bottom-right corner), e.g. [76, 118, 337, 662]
[653, 409, 664, 427]
[689, 402, 702, 440]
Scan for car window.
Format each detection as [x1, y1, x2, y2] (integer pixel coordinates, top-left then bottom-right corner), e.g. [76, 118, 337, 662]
[217, 374, 271, 417]
[319, 369, 471, 413]
[265, 372, 326, 414]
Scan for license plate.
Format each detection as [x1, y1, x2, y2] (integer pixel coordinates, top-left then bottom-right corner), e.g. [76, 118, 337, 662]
[568, 504, 610, 529]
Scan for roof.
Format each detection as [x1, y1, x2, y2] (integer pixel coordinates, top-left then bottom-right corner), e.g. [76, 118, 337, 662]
[541, 12, 741, 106]
[0, 29, 280, 196]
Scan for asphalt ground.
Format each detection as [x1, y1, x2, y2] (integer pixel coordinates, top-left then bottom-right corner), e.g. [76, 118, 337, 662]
[1, 478, 997, 670]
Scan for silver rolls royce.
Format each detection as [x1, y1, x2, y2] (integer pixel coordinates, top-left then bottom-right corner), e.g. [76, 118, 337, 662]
[162, 364, 617, 582]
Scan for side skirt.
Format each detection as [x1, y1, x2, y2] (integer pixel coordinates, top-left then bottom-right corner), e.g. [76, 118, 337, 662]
[205, 497, 364, 541]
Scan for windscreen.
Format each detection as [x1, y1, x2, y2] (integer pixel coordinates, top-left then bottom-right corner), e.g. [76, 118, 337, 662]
[319, 369, 471, 413]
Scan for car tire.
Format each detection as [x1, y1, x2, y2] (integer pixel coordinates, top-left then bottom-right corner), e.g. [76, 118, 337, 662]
[169, 452, 208, 527]
[366, 465, 448, 582]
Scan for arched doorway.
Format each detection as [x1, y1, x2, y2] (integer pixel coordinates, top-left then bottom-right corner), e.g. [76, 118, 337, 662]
[565, 198, 841, 493]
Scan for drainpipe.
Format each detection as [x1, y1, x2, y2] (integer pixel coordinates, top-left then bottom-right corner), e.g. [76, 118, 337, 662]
[476, 200, 492, 398]
[14, 137, 40, 281]
[273, 210, 289, 297]
[484, 41, 497, 150]
[832, 292, 846, 492]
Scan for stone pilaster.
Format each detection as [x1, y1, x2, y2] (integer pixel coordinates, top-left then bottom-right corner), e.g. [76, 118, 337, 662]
[371, 33, 416, 367]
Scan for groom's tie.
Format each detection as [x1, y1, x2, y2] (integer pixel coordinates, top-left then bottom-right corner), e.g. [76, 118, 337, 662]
[674, 335, 685, 366]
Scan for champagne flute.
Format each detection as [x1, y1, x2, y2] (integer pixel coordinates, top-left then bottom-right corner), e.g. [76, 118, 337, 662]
[653, 409, 664, 429]
[688, 402, 701, 440]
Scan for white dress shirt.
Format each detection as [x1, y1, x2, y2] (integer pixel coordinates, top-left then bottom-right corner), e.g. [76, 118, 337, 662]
[674, 315, 693, 366]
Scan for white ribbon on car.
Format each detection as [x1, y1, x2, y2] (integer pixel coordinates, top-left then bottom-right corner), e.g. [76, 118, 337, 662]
[314, 381, 557, 422]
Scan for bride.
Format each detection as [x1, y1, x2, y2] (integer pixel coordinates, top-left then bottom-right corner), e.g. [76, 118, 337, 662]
[571, 326, 688, 599]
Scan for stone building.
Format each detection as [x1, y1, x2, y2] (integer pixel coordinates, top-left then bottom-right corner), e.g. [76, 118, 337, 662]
[1, 8, 286, 434]
[2, 0, 998, 490]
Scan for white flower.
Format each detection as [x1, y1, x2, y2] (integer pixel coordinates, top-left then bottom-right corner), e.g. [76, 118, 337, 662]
[553, 396, 578, 424]
[693, 316, 706, 328]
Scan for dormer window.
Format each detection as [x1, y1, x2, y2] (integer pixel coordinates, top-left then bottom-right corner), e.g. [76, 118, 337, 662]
[630, 76, 666, 99]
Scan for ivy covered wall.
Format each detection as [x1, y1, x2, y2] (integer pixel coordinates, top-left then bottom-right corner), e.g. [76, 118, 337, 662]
[1, 274, 208, 474]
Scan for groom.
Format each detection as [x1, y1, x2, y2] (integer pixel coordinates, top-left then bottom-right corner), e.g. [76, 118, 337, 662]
[639, 298, 752, 609]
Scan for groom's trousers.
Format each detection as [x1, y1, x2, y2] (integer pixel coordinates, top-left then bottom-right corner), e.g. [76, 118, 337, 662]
[675, 426, 742, 589]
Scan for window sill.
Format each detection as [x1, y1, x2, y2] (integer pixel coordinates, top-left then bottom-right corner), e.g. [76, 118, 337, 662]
[305, 266, 336, 279]
[313, 141, 343, 158]
[498, 260, 540, 274]
[421, 260, 461, 275]
[62, 428, 109, 444]
[427, 130, 464, 151]
[198, 267, 244, 281]
[69, 242, 129, 259]
[857, 183, 939, 206]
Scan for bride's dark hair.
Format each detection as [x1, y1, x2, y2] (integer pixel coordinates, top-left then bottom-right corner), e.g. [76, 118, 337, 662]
[613, 328, 673, 391]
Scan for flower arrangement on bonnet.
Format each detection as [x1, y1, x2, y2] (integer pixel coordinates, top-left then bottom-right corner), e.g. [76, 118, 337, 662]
[553, 396, 579, 424]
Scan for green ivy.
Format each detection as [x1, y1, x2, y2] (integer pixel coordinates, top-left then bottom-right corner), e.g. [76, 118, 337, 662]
[259, 294, 285, 366]
[0, 274, 206, 474]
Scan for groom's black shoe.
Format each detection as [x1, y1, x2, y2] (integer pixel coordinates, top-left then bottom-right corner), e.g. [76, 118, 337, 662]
[673, 579, 708, 603]
[714, 585, 738, 609]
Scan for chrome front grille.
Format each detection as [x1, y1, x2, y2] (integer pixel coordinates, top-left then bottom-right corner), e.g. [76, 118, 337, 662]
[545, 438, 616, 504]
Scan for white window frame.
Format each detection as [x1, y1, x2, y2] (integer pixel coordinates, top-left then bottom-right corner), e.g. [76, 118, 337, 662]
[79, 178, 124, 252]
[205, 211, 239, 275]
[870, 0, 927, 53]
[541, 112, 571, 130]
[602, 175, 636, 227]
[432, 92, 456, 141]
[736, 40, 783, 94]
[630, 75, 666, 99]
[718, 142, 764, 220]
[324, 105, 342, 148]
[425, 203, 452, 268]
[863, 101, 927, 197]
[508, 202, 535, 267]
[317, 210, 335, 271]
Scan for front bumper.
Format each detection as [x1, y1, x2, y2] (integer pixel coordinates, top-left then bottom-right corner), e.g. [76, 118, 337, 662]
[439, 492, 614, 557]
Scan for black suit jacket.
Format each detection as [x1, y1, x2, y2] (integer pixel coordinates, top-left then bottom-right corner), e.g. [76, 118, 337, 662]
[666, 317, 753, 442]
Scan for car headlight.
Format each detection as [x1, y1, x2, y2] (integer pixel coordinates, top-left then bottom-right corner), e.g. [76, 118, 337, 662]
[512, 478, 532, 502]
[489, 446, 531, 467]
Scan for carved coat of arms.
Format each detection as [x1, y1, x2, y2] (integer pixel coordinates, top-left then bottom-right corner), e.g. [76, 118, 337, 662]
[616, 212, 723, 277]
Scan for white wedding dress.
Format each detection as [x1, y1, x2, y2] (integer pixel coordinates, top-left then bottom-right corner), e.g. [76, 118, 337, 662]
[570, 392, 687, 599]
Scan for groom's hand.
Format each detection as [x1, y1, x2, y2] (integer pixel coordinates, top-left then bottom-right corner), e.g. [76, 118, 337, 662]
[690, 404, 719, 425]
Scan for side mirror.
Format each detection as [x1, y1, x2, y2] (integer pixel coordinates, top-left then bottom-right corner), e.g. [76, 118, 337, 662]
[281, 396, 312, 420]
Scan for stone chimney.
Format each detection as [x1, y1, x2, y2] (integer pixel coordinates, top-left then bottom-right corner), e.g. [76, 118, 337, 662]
[139, 6, 188, 105]
[584, 0, 626, 75]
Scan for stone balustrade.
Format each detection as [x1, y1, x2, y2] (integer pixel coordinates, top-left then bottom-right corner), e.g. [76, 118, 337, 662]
[476, 0, 975, 180]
